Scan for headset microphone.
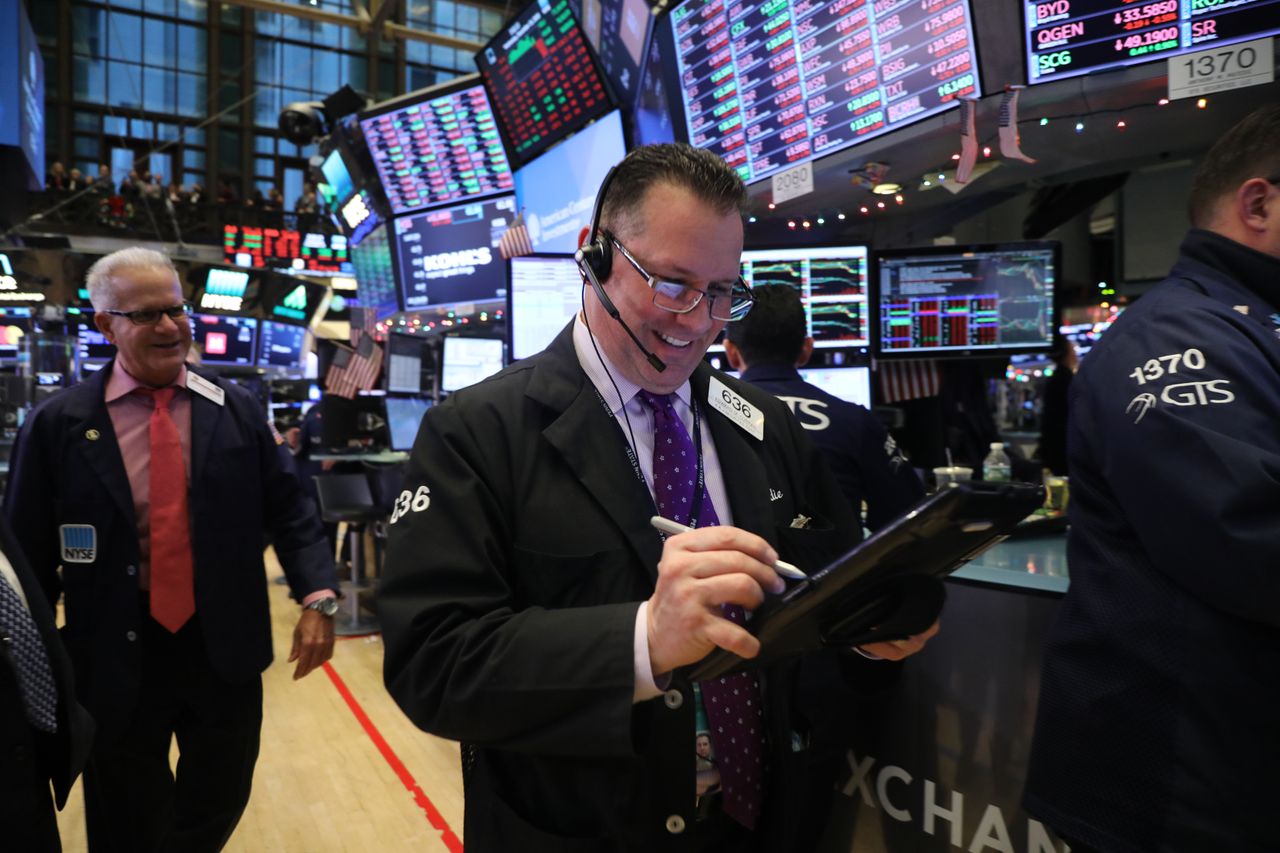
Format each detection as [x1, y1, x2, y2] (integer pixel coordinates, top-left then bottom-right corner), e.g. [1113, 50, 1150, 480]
[575, 165, 667, 373]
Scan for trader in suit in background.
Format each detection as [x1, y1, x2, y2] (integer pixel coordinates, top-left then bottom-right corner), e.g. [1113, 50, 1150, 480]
[5, 247, 340, 852]
[723, 284, 924, 533]
[0, 514, 94, 852]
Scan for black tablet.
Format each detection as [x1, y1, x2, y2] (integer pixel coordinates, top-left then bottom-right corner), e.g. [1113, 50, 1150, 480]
[683, 480, 1045, 681]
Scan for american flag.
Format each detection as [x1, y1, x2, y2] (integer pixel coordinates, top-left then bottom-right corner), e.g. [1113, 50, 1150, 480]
[497, 210, 534, 260]
[325, 329, 383, 399]
[879, 360, 940, 404]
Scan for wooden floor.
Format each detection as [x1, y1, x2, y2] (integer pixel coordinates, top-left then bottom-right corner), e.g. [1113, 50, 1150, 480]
[55, 551, 467, 852]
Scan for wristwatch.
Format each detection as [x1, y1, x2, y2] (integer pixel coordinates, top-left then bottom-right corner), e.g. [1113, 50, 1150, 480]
[304, 596, 340, 617]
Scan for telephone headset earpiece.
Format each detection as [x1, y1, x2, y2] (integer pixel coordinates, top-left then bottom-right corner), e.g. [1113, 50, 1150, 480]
[575, 164, 666, 372]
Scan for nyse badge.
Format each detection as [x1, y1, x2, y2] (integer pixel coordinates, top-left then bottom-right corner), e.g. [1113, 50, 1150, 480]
[85, 429, 100, 441]
[59, 524, 97, 563]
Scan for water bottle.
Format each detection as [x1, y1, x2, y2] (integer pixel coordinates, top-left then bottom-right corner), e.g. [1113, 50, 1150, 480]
[983, 442, 1012, 482]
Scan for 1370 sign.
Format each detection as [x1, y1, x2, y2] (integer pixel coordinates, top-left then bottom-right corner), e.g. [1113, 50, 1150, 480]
[1168, 37, 1274, 101]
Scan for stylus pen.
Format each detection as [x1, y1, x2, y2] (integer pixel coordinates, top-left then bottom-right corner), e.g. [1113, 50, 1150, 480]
[649, 515, 808, 580]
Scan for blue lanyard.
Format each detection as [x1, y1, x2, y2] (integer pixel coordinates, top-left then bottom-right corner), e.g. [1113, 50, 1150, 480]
[592, 386, 708, 527]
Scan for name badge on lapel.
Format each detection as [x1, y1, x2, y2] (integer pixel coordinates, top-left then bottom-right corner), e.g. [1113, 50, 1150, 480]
[60, 524, 97, 563]
[708, 376, 764, 441]
[186, 371, 225, 406]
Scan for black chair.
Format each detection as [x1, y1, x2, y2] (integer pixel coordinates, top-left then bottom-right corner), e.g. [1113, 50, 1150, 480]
[315, 473, 382, 636]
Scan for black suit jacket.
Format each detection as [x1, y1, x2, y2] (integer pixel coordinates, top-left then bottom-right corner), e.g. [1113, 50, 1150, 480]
[0, 514, 94, 838]
[3, 363, 336, 744]
[379, 325, 866, 851]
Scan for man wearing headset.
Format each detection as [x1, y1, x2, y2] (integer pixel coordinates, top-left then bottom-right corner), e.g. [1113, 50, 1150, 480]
[379, 144, 937, 851]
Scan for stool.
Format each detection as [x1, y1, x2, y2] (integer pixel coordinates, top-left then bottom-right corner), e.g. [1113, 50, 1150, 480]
[315, 473, 382, 637]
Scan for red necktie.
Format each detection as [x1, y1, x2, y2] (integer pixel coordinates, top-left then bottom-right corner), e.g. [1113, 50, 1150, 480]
[137, 386, 194, 632]
[638, 391, 765, 830]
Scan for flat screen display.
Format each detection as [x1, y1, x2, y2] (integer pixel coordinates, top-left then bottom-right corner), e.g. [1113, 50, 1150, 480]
[441, 336, 506, 392]
[508, 254, 582, 359]
[223, 225, 352, 275]
[359, 75, 513, 215]
[392, 195, 517, 311]
[0, 316, 29, 360]
[338, 188, 384, 248]
[77, 315, 116, 362]
[258, 320, 308, 369]
[477, 0, 614, 167]
[192, 314, 258, 365]
[196, 267, 252, 314]
[320, 148, 357, 208]
[350, 223, 402, 321]
[668, 0, 980, 183]
[1024, 0, 1280, 84]
[386, 333, 426, 394]
[798, 365, 871, 409]
[513, 111, 626, 254]
[875, 242, 1058, 358]
[569, 0, 653, 108]
[385, 395, 433, 451]
[722, 245, 870, 351]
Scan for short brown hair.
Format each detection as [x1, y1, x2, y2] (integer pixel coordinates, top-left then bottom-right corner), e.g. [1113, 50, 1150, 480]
[600, 144, 749, 239]
[1187, 104, 1280, 228]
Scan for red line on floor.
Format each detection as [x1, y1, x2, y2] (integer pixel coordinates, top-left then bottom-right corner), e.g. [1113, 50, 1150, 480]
[322, 661, 464, 853]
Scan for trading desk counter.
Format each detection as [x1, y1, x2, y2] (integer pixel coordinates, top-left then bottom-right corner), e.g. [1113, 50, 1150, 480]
[820, 532, 1071, 853]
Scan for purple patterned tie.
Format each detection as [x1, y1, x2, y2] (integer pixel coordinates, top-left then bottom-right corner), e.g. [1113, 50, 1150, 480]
[638, 390, 765, 829]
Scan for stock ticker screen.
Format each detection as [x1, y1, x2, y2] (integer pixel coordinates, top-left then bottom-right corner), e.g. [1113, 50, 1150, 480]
[392, 195, 517, 311]
[477, 0, 614, 166]
[359, 78, 513, 215]
[569, 0, 654, 107]
[739, 245, 871, 348]
[670, 0, 981, 183]
[1025, 0, 1280, 83]
[223, 225, 352, 274]
[350, 223, 402, 320]
[876, 244, 1057, 357]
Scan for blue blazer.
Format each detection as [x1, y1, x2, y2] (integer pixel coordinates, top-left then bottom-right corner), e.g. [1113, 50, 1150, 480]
[4, 362, 336, 743]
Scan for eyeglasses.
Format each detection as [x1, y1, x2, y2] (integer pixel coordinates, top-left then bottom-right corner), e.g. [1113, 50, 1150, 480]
[611, 237, 754, 322]
[102, 301, 193, 326]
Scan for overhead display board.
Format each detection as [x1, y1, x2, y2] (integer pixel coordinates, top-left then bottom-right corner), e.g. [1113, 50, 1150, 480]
[392, 195, 517, 311]
[569, 0, 654, 107]
[223, 225, 352, 275]
[1024, 0, 1280, 83]
[477, 0, 614, 167]
[359, 75, 513, 215]
[669, 0, 981, 183]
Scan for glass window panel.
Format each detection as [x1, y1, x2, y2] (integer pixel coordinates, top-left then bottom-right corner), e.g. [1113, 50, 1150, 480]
[111, 148, 136, 187]
[283, 167, 304, 210]
[176, 71, 206, 117]
[108, 61, 143, 108]
[253, 39, 277, 82]
[256, 179, 276, 197]
[73, 56, 107, 102]
[74, 112, 100, 132]
[77, 161, 99, 179]
[144, 66, 176, 113]
[312, 21, 342, 50]
[185, 127, 205, 145]
[107, 12, 143, 60]
[176, 25, 207, 74]
[144, 17, 176, 67]
[185, 150, 205, 170]
[343, 55, 368, 94]
[112, 0, 144, 8]
[149, 152, 173, 184]
[218, 128, 241, 172]
[406, 0, 430, 26]
[145, 0, 178, 15]
[282, 44, 312, 87]
[182, 0, 208, 15]
[405, 40, 429, 65]
[72, 7, 104, 56]
[255, 156, 274, 177]
[255, 11, 281, 36]
[254, 86, 280, 128]
[481, 10, 503, 35]
[222, 32, 244, 76]
[222, 6, 242, 26]
[433, 1, 456, 30]
[219, 79, 243, 117]
[312, 53, 340, 94]
[131, 118, 154, 139]
[377, 63, 396, 100]
[342, 24, 367, 52]
[457, 6, 479, 34]
[74, 136, 99, 159]
[185, 171, 204, 189]
[255, 136, 275, 154]
[104, 115, 129, 137]
[156, 123, 180, 142]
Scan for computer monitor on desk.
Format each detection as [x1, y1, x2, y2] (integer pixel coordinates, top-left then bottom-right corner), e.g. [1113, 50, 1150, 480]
[384, 395, 432, 452]
[316, 393, 388, 451]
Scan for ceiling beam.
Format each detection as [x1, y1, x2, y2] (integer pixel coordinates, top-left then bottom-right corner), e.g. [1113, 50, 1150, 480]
[218, 0, 486, 51]
[369, 0, 402, 31]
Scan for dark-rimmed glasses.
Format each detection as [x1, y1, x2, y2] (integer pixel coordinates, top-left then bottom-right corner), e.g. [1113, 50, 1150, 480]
[611, 237, 754, 322]
[102, 301, 193, 326]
